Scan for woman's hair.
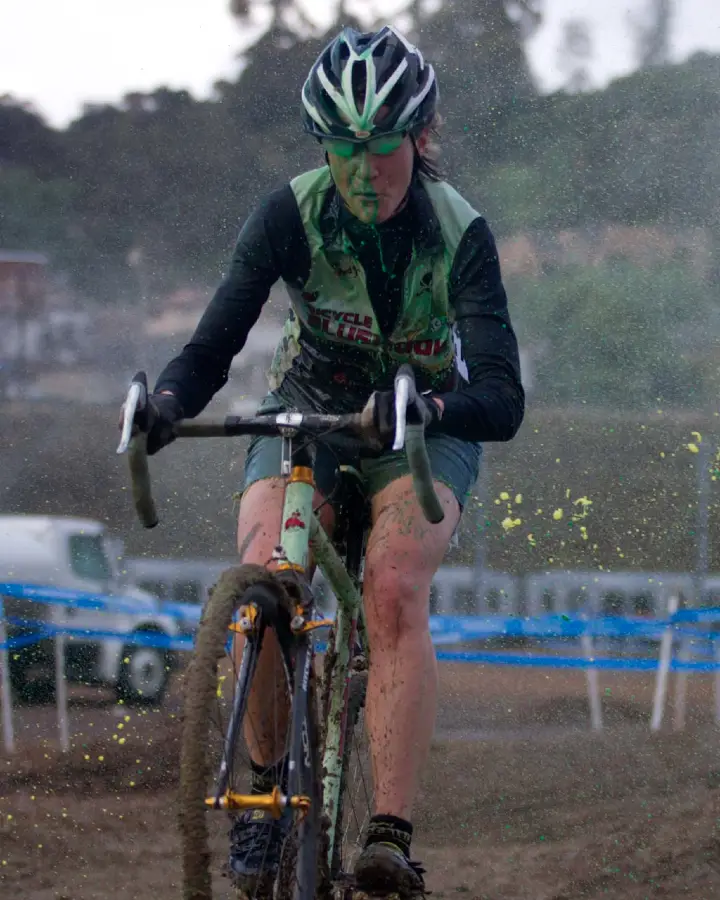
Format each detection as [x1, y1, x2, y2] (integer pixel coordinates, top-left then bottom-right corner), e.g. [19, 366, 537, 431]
[412, 112, 444, 182]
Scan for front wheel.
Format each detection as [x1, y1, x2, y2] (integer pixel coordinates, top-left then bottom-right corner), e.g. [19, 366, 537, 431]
[178, 563, 322, 900]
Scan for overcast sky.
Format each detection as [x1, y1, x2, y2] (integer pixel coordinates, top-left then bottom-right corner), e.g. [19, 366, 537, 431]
[2, 0, 720, 128]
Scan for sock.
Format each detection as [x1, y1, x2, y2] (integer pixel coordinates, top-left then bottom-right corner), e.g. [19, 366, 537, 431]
[250, 757, 288, 795]
[365, 814, 413, 859]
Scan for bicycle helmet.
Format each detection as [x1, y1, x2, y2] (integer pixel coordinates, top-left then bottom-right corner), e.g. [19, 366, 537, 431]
[301, 25, 438, 141]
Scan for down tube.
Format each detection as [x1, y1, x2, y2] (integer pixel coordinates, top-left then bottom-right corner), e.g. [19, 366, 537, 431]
[310, 519, 364, 868]
[279, 467, 315, 570]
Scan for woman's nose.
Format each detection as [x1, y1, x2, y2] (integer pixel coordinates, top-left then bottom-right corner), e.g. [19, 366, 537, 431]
[353, 147, 381, 179]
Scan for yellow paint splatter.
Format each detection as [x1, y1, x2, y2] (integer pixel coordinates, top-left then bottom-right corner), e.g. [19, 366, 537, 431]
[501, 517, 522, 531]
[553, 509, 563, 520]
[687, 443, 699, 454]
[499, 491, 510, 501]
[514, 493, 523, 504]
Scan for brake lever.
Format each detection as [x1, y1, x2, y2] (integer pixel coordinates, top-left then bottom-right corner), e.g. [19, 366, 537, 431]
[393, 365, 417, 452]
[116, 371, 149, 455]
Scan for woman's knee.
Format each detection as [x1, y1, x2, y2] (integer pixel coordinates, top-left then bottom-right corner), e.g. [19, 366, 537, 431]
[237, 478, 286, 564]
[363, 555, 433, 648]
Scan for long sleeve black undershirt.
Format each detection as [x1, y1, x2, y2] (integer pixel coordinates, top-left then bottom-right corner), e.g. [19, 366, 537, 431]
[154, 182, 525, 444]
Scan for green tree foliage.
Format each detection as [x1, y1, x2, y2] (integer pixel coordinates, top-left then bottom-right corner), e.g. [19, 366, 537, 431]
[509, 262, 717, 409]
[0, 3, 717, 422]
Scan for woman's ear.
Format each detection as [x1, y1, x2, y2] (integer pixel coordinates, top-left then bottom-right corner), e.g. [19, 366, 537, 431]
[413, 126, 431, 155]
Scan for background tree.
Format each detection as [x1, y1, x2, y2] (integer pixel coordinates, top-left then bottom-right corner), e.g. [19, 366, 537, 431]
[628, 0, 674, 70]
[557, 19, 593, 93]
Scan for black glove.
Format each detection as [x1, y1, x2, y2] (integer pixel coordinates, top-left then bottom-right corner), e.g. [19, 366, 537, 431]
[361, 389, 442, 448]
[143, 392, 184, 455]
[118, 391, 184, 456]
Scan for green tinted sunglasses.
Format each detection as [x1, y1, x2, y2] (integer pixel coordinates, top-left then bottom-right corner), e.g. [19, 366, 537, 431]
[320, 131, 407, 158]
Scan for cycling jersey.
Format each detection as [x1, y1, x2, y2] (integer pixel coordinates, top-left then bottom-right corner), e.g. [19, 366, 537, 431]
[154, 167, 525, 444]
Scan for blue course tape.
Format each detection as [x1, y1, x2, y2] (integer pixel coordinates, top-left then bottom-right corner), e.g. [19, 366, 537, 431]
[1, 631, 50, 652]
[2, 583, 719, 671]
[3, 617, 194, 653]
[3, 582, 719, 633]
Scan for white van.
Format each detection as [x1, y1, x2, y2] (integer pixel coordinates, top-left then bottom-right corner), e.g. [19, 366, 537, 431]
[0, 515, 180, 704]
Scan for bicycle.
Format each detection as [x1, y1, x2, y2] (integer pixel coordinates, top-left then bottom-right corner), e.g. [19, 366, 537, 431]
[117, 364, 445, 900]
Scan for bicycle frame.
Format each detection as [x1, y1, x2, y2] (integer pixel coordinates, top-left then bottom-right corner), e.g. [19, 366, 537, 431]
[117, 365, 444, 883]
[274, 430, 369, 869]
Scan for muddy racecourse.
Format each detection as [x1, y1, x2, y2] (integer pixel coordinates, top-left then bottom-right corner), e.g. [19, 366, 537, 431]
[1, 663, 719, 900]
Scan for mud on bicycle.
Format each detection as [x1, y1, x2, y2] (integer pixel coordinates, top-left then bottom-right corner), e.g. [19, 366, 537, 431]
[118, 364, 444, 900]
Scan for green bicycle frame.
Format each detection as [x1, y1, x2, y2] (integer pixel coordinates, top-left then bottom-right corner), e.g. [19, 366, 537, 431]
[277, 433, 368, 869]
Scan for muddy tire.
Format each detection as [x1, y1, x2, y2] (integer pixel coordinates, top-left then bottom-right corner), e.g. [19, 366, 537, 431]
[178, 563, 284, 900]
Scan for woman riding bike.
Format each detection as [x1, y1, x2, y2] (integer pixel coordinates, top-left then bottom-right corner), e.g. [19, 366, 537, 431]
[134, 24, 524, 900]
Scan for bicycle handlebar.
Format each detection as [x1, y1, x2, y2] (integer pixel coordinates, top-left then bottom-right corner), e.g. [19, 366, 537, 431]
[116, 365, 445, 529]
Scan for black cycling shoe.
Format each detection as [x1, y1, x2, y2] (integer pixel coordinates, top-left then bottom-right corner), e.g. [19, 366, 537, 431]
[353, 843, 427, 898]
[228, 809, 292, 897]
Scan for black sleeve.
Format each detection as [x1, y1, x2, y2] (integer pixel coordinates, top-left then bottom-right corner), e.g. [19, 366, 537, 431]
[153, 185, 310, 418]
[435, 217, 525, 443]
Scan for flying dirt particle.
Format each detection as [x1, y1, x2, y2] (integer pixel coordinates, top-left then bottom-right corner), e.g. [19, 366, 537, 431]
[514, 494, 522, 504]
[553, 509, 563, 520]
[499, 491, 510, 501]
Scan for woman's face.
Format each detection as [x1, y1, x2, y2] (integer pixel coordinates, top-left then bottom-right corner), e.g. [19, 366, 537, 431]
[325, 129, 429, 224]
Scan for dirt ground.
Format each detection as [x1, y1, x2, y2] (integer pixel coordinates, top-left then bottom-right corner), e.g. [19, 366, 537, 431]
[1, 663, 719, 900]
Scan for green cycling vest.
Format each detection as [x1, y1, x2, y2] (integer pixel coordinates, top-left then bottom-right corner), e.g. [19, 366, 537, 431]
[268, 166, 480, 392]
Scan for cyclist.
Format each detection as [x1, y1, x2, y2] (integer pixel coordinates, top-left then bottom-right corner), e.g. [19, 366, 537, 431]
[137, 24, 524, 899]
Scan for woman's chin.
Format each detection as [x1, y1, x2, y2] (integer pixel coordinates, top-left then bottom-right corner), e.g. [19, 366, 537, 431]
[349, 195, 394, 224]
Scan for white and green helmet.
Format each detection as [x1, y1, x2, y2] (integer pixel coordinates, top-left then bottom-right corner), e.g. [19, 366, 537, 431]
[301, 25, 438, 141]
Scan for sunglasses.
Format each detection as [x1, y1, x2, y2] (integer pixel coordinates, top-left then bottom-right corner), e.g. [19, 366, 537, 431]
[319, 131, 407, 159]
